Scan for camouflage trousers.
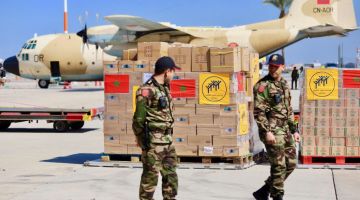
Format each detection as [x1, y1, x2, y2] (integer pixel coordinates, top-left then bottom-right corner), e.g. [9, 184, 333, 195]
[139, 144, 178, 200]
[264, 132, 297, 197]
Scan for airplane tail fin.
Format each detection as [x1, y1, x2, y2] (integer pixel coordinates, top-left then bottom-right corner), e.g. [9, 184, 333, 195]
[287, 0, 357, 32]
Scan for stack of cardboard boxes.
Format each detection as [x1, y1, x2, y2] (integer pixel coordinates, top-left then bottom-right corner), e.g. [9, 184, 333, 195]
[103, 42, 260, 158]
[300, 70, 360, 157]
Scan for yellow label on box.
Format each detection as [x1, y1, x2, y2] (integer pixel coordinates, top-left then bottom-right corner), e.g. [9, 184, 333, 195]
[239, 103, 249, 135]
[306, 69, 339, 100]
[133, 85, 140, 113]
[199, 73, 230, 104]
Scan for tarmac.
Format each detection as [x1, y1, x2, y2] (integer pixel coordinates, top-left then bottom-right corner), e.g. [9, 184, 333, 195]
[0, 76, 359, 200]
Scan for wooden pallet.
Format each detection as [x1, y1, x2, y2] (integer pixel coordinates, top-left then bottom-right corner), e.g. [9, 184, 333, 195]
[85, 154, 256, 170]
[300, 155, 360, 165]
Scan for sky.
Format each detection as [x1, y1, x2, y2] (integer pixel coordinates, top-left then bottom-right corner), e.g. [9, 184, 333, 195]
[0, 0, 359, 65]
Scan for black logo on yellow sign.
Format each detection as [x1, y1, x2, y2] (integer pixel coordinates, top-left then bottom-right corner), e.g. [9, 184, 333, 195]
[309, 72, 336, 97]
[202, 76, 227, 102]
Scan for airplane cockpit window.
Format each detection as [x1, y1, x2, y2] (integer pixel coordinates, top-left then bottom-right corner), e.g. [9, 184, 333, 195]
[23, 41, 37, 49]
[21, 53, 29, 61]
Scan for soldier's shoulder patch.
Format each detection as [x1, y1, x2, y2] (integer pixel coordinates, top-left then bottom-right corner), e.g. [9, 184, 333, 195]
[257, 82, 268, 93]
[141, 88, 150, 97]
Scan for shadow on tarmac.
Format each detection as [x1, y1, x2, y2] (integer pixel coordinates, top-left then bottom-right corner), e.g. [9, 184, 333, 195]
[41, 153, 102, 164]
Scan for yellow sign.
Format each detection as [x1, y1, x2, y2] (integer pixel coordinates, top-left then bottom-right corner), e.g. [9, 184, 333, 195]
[238, 104, 249, 135]
[306, 69, 339, 100]
[133, 86, 140, 113]
[199, 73, 230, 104]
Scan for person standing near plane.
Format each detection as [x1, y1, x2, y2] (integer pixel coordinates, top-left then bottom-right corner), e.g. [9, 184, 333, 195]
[291, 67, 299, 90]
[132, 56, 180, 200]
[253, 54, 301, 200]
[0, 66, 6, 87]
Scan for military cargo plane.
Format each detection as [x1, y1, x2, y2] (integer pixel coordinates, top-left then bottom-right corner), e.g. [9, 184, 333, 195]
[3, 0, 358, 88]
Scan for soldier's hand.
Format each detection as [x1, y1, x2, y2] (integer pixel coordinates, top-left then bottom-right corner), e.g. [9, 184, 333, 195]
[266, 132, 276, 145]
[294, 132, 301, 143]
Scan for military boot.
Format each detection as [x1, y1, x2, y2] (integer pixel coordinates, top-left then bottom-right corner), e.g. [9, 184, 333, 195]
[272, 195, 283, 200]
[253, 184, 270, 200]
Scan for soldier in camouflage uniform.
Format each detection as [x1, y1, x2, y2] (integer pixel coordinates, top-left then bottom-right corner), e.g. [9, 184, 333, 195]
[253, 54, 301, 200]
[133, 56, 180, 200]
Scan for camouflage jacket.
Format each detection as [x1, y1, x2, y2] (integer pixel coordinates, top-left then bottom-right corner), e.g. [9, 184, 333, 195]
[253, 75, 297, 136]
[132, 77, 174, 145]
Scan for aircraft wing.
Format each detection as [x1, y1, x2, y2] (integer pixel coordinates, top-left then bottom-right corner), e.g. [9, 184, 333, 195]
[299, 24, 352, 38]
[105, 15, 195, 38]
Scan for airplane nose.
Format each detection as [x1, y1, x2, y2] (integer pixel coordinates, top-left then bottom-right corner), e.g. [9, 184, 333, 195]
[3, 56, 20, 76]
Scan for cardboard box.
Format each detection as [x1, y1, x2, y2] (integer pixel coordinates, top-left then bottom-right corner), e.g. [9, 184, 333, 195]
[198, 146, 223, 157]
[331, 107, 347, 118]
[104, 122, 127, 135]
[212, 135, 240, 146]
[214, 114, 238, 126]
[223, 142, 250, 157]
[189, 114, 213, 125]
[346, 108, 358, 118]
[303, 100, 316, 107]
[104, 144, 128, 154]
[196, 104, 220, 114]
[168, 47, 192, 72]
[331, 127, 345, 137]
[301, 107, 316, 118]
[122, 48, 137, 61]
[172, 72, 186, 80]
[173, 125, 197, 135]
[317, 146, 331, 156]
[345, 98, 359, 108]
[346, 147, 359, 156]
[220, 125, 238, 135]
[331, 118, 346, 127]
[301, 117, 315, 127]
[316, 127, 330, 136]
[317, 108, 330, 118]
[197, 124, 221, 136]
[220, 104, 238, 115]
[173, 114, 190, 126]
[345, 89, 360, 99]
[119, 134, 137, 145]
[331, 146, 346, 156]
[118, 60, 134, 72]
[331, 137, 346, 146]
[175, 145, 198, 156]
[133, 60, 151, 72]
[317, 118, 330, 127]
[317, 100, 329, 108]
[301, 126, 316, 136]
[302, 136, 316, 146]
[301, 146, 317, 156]
[240, 47, 250, 72]
[329, 99, 345, 108]
[127, 144, 142, 155]
[316, 136, 331, 146]
[173, 133, 188, 145]
[172, 97, 187, 105]
[104, 112, 119, 125]
[191, 47, 210, 72]
[188, 135, 212, 146]
[104, 134, 120, 145]
[104, 61, 118, 74]
[347, 117, 359, 127]
[138, 42, 169, 61]
[345, 127, 359, 137]
[173, 104, 196, 115]
[346, 137, 360, 147]
[210, 47, 240, 73]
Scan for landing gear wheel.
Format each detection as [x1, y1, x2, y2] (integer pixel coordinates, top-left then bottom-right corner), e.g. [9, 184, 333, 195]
[0, 121, 11, 131]
[53, 121, 69, 132]
[38, 80, 50, 89]
[69, 121, 84, 130]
